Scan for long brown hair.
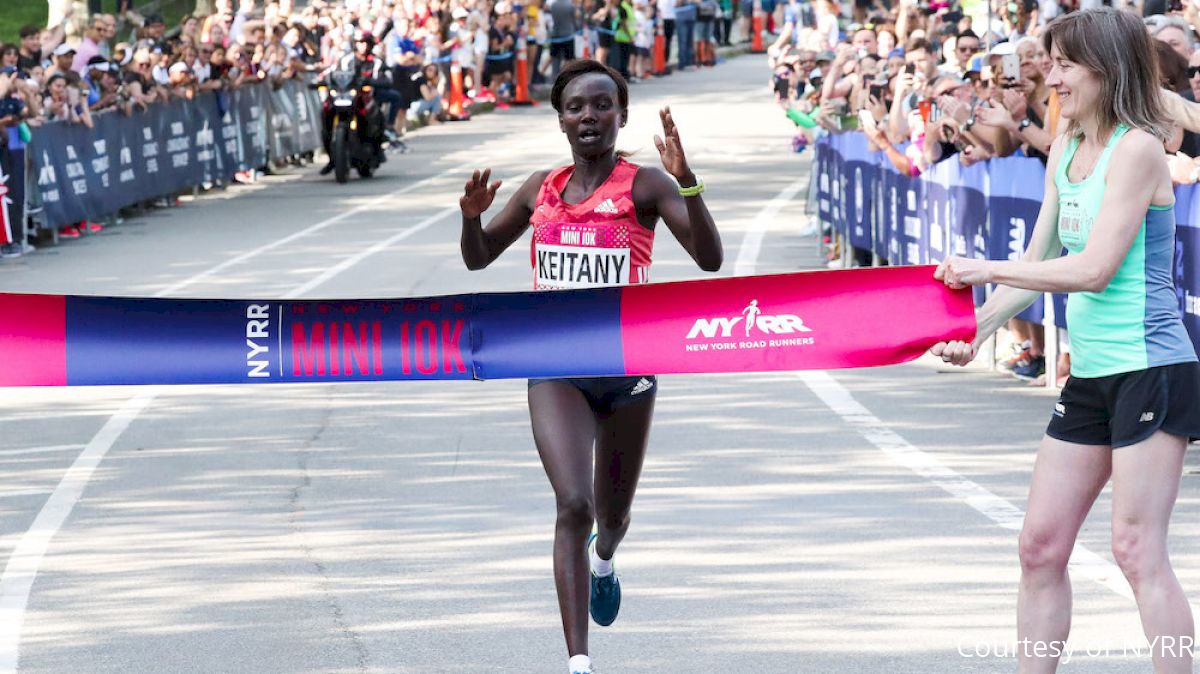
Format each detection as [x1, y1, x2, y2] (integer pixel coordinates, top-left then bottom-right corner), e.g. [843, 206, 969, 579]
[1042, 7, 1171, 141]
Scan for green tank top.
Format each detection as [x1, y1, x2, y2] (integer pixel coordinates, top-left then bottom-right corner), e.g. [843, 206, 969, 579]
[1054, 125, 1196, 378]
[614, 1, 636, 43]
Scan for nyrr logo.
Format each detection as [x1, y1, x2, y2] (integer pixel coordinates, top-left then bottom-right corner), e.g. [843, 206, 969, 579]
[686, 300, 813, 339]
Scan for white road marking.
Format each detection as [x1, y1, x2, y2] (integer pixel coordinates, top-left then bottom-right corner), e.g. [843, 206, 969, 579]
[0, 491, 54, 500]
[0, 391, 157, 673]
[283, 171, 525, 300]
[0, 158, 534, 674]
[732, 175, 809, 277]
[736, 176, 1135, 601]
[155, 169, 475, 298]
[0, 445, 84, 458]
[797, 370, 1133, 600]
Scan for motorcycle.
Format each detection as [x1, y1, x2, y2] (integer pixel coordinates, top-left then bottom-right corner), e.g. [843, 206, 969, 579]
[318, 69, 383, 183]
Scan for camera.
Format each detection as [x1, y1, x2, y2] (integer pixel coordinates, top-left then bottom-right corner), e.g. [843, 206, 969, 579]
[774, 75, 791, 100]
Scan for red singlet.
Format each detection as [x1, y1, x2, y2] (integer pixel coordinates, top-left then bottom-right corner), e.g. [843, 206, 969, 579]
[530, 158, 655, 290]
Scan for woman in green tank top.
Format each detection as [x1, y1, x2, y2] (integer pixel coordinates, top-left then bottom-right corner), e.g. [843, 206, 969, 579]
[931, 8, 1200, 673]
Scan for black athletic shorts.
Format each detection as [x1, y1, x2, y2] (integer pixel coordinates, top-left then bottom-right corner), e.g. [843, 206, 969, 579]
[484, 56, 514, 82]
[528, 375, 657, 415]
[549, 40, 575, 60]
[392, 65, 419, 108]
[1046, 361, 1200, 448]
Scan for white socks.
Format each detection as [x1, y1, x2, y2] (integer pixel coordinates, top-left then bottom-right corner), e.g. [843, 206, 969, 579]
[589, 543, 614, 578]
[568, 654, 592, 673]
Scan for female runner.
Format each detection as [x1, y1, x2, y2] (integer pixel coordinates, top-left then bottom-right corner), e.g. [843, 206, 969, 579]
[458, 59, 722, 674]
[933, 8, 1200, 672]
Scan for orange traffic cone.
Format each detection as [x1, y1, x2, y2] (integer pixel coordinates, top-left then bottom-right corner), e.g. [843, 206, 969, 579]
[447, 62, 471, 120]
[513, 33, 536, 106]
[652, 21, 667, 75]
[751, 0, 764, 53]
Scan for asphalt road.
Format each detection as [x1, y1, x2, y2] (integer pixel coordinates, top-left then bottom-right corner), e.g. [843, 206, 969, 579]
[3, 54, 1199, 674]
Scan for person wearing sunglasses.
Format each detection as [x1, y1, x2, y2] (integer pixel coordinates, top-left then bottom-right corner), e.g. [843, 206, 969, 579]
[940, 29, 980, 78]
[120, 48, 161, 107]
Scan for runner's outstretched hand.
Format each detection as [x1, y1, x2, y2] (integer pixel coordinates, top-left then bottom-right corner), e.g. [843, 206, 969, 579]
[460, 168, 502, 219]
[653, 106, 695, 183]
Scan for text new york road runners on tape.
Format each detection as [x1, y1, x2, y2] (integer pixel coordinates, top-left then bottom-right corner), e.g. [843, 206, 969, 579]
[684, 300, 815, 352]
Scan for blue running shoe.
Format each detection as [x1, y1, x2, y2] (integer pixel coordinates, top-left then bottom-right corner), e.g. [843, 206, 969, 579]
[587, 532, 621, 626]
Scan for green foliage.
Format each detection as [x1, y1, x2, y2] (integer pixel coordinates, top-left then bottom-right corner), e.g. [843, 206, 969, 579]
[0, 1, 49, 45]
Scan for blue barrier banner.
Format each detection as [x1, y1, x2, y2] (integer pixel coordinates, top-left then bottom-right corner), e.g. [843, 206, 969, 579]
[895, 170, 923, 266]
[871, 153, 889, 260]
[986, 155, 1048, 324]
[816, 141, 832, 227]
[830, 136, 846, 237]
[880, 162, 901, 262]
[948, 162, 987, 259]
[1177, 185, 1200, 346]
[266, 79, 322, 159]
[840, 133, 874, 251]
[922, 157, 951, 264]
[31, 83, 288, 228]
[817, 138, 1086, 329]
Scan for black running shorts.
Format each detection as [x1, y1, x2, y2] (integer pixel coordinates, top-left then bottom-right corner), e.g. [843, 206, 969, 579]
[528, 375, 657, 415]
[1045, 361, 1200, 448]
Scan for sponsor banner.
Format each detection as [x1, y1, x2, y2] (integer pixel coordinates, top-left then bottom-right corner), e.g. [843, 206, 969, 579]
[30, 83, 285, 229]
[0, 268, 974, 387]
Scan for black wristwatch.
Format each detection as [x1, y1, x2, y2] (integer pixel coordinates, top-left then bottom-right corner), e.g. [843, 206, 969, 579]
[962, 116, 976, 132]
[1018, 118, 1032, 131]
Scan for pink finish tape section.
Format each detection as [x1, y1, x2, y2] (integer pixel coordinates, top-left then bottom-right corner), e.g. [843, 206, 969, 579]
[0, 293, 67, 386]
[619, 266, 976, 375]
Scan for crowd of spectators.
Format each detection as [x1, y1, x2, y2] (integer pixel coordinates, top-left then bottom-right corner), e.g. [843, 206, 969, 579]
[771, 0, 1200, 384]
[0, 0, 746, 253]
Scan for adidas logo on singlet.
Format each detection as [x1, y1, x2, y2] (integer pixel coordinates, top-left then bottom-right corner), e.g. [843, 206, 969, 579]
[630, 378, 653, 395]
[593, 198, 619, 215]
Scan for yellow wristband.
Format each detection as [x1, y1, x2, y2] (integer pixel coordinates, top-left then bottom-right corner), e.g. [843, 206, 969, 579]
[678, 176, 705, 197]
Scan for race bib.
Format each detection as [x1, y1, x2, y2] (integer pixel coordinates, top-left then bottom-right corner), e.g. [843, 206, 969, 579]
[535, 243, 631, 289]
[1058, 196, 1090, 253]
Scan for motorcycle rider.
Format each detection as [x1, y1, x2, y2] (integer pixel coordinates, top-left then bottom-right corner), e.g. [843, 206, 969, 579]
[319, 29, 391, 176]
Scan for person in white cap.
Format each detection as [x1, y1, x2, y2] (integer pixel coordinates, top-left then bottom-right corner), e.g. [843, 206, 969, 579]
[168, 61, 196, 99]
[48, 43, 80, 83]
[83, 55, 111, 107]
